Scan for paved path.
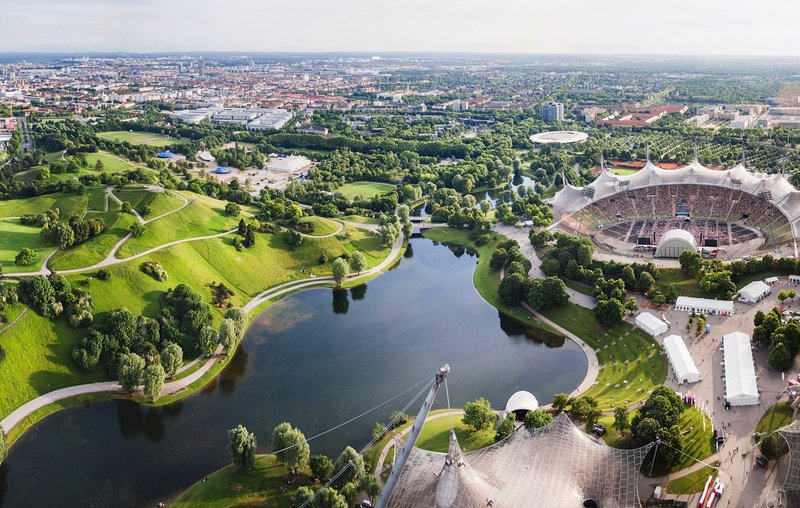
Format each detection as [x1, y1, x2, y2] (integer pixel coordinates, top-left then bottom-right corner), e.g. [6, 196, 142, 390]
[302, 218, 344, 238]
[0, 344, 223, 433]
[0, 235, 404, 434]
[373, 410, 464, 485]
[0, 306, 28, 336]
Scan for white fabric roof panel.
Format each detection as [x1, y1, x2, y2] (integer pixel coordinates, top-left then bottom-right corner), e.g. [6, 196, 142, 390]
[635, 312, 668, 337]
[663, 335, 700, 383]
[548, 160, 800, 223]
[674, 296, 734, 315]
[738, 280, 771, 303]
[723, 332, 759, 406]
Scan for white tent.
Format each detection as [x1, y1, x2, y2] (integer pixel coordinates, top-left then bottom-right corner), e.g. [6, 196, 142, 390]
[738, 280, 771, 304]
[674, 296, 734, 316]
[663, 335, 700, 383]
[636, 312, 668, 337]
[723, 331, 759, 406]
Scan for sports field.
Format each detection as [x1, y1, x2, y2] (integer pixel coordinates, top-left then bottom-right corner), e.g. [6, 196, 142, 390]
[96, 130, 187, 147]
[336, 181, 396, 200]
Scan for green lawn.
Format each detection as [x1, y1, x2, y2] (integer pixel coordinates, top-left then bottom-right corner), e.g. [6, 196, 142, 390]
[336, 181, 396, 200]
[0, 192, 88, 219]
[0, 219, 55, 273]
[114, 187, 185, 219]
[173, 454, 313, 508]
[299, 216, 340, 236]
[341, 214, 381, 225]
[96, 130, 188, 147]
[48, 199, 138, 271]
[83, 151, 141, 173]
[541, 303, 668, 410]
[756, 401, 793, 434]
[666, 465, 717, 494]
[413, 414, 495, 453]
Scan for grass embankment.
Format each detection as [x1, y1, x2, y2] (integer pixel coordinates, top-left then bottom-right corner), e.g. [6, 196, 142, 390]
[336, 181, 396, 200]
[173, 454, 312, 508]
[414, 414, 495, 453]
[83, 151, 142, 173]
[541, 303, 667, 410]
[0, 190, 392, 421]
[666, 465, 718, 494]
[0, 220, 55, 274]
[299, 216, 341, 236]
[96, 130, 187, 147]
[0, 192, 88, 219]
[341, 215, 380, 225]
[421, 227, 560, 335]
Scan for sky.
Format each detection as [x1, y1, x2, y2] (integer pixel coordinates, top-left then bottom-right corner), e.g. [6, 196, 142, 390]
[3, 0, 800, 55]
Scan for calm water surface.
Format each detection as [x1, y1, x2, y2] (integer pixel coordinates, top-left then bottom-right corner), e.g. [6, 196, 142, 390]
[0, 237, 586, 507]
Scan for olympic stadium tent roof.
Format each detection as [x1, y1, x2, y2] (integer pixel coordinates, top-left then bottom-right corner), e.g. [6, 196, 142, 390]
[737, 280, 771, 304]
[654, 229, 696, 258]
[723, 331, 759, 406]
[383, 412, 655, 508]
[549, 160, 800, 222]
[635, 312, 668, 337]
[777, 419, 800, 491]
[504, 390, 539, 414]
[663, 335, 700, 383]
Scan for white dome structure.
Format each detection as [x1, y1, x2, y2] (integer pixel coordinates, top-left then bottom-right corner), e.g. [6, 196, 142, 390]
[654, 229, 696, 258]
[505, 390, 539, 420]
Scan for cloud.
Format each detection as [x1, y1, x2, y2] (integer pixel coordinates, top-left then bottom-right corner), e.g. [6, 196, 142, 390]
[2, 0, 800, 55]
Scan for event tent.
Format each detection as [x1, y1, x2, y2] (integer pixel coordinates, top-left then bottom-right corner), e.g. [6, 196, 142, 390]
[635, 312, 668, 337]
[662, 335, 700, 383]
[737, 280, 771, 304]
[674, 296, 734, 316]
[722, 331, 759, 406]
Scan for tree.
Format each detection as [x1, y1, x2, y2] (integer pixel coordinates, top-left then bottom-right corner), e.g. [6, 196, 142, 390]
[142, 364, 165, 401]
[624, 297, 639, 315]
[495, 413, 516, 441]
[769, 341, 792, 371]
[552, 393, 570, 411]
[237, 218, 247, 236]
[791, 289, 798, 303]
[272, 422, 310, 473]
[291, 486, 315, 507]
[160, 342, 183, 378]
[243, 224, 256, 248]
[227, 425, 256, 470]
[462, 397, 497, 432]
[397, 204, 410, 223]
[637, 271, 656, 294]
[225, 307, 248, 337]
[310, 454, 334, 482]
[332, 446, 365, 488]
[117, 352, 145, 392]
[285, 230, 303, 250]
[760, 434, 782, 460]
[95, 159, 104, 172]
[754, 310, 766, 327]
[570, 396, 599, 421]
[15, 247, 38, 266]
[779, 290, 789, 305]
[198, 326, 217, 357]
[523, 408, 553, 429]
[332, 258, 349, 286]
[594, 298, 625, 325]
[315, 488, 348, 508]
[129, 222, 145, 238]
[360, 475, 381, 504]
[613, 406, 630, 436]
[217, 318, 239, 353]
[224, 202, 241, 216]
[349, 251, 367, 274]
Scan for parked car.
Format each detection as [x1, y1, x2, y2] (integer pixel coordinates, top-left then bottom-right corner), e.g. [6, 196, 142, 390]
[755, 455, 769, 468]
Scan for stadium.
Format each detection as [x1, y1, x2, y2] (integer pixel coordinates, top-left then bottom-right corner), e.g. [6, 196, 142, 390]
[549, 158, 800, 261]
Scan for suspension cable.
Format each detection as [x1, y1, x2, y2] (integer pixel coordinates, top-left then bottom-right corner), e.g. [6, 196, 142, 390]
[298, 377, 435, 508]
[445, 377, 453, 431]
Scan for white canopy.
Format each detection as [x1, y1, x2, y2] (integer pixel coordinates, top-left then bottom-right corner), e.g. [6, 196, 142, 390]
[505, 390, 539, 414]
[654, 229, 697, 259]
[738, 280, 771, 303]
[636, 312, 668, 337]
[723, 331, 759, 406]
[675, 296, 734, 316]
[663, 335, 700, 383]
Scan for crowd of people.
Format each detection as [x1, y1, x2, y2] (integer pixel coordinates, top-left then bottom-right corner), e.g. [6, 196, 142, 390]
[584, 184, 784, 230]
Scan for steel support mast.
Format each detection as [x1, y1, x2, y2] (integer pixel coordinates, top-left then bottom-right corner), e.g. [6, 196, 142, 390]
[376, 363, 450, 508]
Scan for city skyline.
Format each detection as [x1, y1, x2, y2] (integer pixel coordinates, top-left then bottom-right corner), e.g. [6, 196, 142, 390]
[6, 0, 800, 56]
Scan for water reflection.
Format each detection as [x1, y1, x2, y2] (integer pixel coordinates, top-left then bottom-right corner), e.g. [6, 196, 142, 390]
[0, 237, 587, 508]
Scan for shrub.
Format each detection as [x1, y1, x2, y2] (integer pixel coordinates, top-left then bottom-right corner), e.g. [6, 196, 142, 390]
[15, 248, 38, 266]
[96, 269, 111, 281]
[140, 261, 168, 281]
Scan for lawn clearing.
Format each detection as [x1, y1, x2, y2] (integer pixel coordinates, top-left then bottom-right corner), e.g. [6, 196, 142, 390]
[666, 465, 718, 494]
[0, 192, 88, 219]
[83, 151, 142, 173]
[541, 303, 668, 410]
[96, 130, 187, 147]
[172, 454, 313, 508]
[0, 219, 55, 273]
[336, 181, 396, 200]
[756, 401, 793, 434]
[413, 413, 495, 453]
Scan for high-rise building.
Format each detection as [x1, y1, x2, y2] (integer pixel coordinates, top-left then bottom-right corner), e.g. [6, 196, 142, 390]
[542, 102, 564, 122]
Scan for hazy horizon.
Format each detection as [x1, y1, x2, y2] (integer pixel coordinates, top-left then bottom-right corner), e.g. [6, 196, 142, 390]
[6, 0, 800, 56]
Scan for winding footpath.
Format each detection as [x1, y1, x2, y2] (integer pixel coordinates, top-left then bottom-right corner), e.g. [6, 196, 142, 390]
[0, 234, 404, 434]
